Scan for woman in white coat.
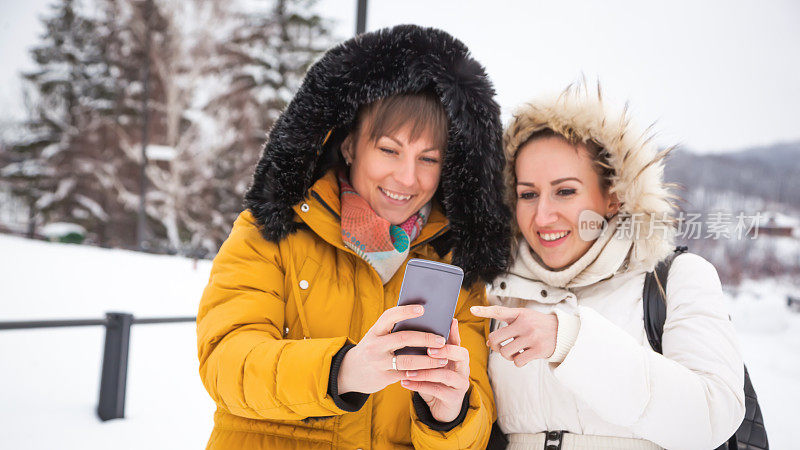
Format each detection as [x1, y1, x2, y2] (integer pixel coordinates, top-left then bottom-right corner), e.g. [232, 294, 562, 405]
[471, 84, 746, 450]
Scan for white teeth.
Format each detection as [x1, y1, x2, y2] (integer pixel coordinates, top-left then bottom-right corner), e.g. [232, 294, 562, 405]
[381, 188, 412, 201]
[540, 231, 569, 241]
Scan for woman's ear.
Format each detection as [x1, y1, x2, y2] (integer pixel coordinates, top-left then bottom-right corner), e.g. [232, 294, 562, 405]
[341, 133, 355, 165]
[606, 192, 620, 218]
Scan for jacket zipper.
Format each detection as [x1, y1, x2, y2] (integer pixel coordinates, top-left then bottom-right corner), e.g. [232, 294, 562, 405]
[309, 190, 341, 221]
[410, 225, 449, 251]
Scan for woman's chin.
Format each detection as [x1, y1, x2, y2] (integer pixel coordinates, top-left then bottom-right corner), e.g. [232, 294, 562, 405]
[375, 207, 412, 225]
[542, 259, 569, 270]
[531, 246, 571, 270]
[374, 199, 418, 224]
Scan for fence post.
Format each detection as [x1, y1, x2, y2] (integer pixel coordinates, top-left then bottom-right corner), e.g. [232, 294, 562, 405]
[97, 312, 133, 421]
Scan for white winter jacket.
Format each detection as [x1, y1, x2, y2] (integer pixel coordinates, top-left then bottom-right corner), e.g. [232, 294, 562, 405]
[491, 84, 746, 450]
[488, 251, 745, 450]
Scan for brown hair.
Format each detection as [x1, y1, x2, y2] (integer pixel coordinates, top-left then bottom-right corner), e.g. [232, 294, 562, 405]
[353, 91, 449, 151]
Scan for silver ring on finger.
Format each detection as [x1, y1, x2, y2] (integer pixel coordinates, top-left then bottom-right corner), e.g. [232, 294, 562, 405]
[517, 349, 525, 355]
[392, 355, 398, 371]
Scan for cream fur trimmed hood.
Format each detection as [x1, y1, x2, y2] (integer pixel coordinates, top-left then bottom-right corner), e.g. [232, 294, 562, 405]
[503, 82, 676, 271]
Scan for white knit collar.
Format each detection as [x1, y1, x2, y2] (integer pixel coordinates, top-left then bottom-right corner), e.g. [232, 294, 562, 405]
[506, 215, 633, 290]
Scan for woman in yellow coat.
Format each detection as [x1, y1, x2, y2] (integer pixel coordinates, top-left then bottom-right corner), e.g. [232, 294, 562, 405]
[196, 25, 511, 449]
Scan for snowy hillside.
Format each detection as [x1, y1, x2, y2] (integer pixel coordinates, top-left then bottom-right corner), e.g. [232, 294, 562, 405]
[1, 234, 798, 448]
[662, 144, 800, 286]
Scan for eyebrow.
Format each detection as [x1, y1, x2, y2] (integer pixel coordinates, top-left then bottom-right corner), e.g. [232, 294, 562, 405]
[382, 135, 440, 153]
[517, 177, 583, 187]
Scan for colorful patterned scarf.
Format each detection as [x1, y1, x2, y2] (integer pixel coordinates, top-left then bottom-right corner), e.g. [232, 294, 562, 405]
[339, 173, 430, 284]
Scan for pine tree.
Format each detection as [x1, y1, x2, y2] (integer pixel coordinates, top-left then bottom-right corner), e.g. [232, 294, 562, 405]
[3, 0, 117, 241]
[0, 101, 56, 237]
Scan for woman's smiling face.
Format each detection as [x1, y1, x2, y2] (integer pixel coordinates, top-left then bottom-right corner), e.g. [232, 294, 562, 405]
[515, 135, 618, 269]
[342, 118, 443, 225]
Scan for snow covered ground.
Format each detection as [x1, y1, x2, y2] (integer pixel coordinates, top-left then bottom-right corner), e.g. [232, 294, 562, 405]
[0, 235, 215, 449]
[1, 234, 798, 448]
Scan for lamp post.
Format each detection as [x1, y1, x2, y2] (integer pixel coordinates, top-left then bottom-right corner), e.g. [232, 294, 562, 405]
[137, 0, 153, 251]
[356, 0, 367, 35]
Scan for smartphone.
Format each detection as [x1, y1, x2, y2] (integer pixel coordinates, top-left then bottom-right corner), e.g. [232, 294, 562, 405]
[391, 258, 464, 356]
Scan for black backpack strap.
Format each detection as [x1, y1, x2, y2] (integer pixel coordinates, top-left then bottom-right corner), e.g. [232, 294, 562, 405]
[643, 246, 769, 449]
[486, 421, 508, 450]
[643, 246, 688, 354]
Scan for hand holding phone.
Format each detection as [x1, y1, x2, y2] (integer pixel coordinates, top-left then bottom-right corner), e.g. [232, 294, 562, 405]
[337, 259, 471, 423]
[337, 304, 447, 395]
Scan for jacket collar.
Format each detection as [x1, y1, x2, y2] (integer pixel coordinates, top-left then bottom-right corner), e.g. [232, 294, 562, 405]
[506, 216, 632, 289]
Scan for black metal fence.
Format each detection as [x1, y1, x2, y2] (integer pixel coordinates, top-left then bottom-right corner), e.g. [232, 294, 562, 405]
[0, 312, 195, 421]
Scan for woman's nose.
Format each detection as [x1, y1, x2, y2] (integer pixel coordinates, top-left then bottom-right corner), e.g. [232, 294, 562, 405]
[393, 157, 416, 188]
[534, 197, 558, 227]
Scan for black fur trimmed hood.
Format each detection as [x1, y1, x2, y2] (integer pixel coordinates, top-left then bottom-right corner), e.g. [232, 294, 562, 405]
[244, 24, 510, 284]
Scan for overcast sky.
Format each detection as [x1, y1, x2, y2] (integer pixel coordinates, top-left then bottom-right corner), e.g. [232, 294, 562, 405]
[2, 0, 799, 153]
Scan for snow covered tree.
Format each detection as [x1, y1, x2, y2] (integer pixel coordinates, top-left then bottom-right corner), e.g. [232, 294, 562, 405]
[85, 0, 185, 250]
[2, 0, 334, 254]
[186, 0, 333, 251]
[111, 0, 334, 255]
[0, 102, 56, 237]
[2, 0, 118, 241]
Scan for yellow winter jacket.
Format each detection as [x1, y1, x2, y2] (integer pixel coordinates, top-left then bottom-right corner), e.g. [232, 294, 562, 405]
[197, 171, 494, 449]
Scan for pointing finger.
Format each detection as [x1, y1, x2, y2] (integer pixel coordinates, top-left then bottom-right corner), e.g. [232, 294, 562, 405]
[470, 305, 520, 322]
